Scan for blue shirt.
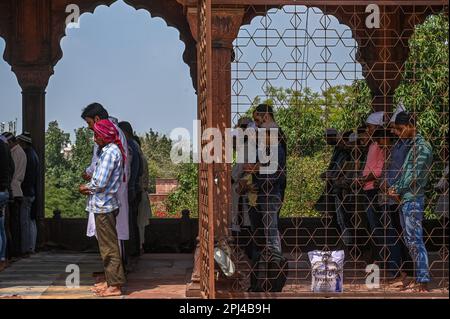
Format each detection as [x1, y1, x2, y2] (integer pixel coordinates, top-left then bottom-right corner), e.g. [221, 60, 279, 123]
[386, 139, 411, 187]
[86, 143, 123, 214]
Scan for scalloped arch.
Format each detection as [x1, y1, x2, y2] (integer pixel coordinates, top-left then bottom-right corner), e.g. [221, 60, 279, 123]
[51, 0, 197, 90]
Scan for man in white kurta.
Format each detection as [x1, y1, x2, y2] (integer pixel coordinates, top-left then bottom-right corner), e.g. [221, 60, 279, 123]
[85, 117, 130, 242]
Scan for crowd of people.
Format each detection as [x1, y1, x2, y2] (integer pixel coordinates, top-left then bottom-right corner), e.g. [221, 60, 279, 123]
[231, 104, 448, 293]
[1, 101, 447, 295]
[0, 131, 39, 271]
[0, 103, 151, 297]
[316, 108, 448, 292]
[79, 103, 151, 297]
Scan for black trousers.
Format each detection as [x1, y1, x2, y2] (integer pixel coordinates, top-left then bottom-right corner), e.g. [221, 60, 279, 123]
[125, 198, 141, 258]
[8, 199, 22, 258]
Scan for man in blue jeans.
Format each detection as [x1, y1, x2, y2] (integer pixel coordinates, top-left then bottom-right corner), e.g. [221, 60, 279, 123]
[246, 121, 287, 292]
[388, 112, 432, 292]
[0, 137, 12, 270]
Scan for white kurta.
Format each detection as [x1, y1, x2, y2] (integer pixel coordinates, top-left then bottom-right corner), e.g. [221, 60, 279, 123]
[86, 118, 130, 240]
[10, 145, 27, 198]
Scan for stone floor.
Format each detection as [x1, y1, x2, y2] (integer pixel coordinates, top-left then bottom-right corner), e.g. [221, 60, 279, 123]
[0, 251, 448, 299]
[0, 252, 194, 299]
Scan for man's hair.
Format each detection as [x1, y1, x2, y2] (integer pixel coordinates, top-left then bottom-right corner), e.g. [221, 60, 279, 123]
[357, 125, 367, 135]
[134, 135, 141, 147]
[254, 104, 274, 117]
[395, 111, 415, 126]
[118, 121, 134, 137]
[372, 128, 395, 140]
[81, 103, 109, 120]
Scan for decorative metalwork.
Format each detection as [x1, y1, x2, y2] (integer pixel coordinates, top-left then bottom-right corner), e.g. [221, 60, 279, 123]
[227, 4, 448, 296]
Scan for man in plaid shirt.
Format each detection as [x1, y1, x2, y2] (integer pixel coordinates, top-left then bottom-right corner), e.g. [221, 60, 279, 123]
[80, 119, 127, 297]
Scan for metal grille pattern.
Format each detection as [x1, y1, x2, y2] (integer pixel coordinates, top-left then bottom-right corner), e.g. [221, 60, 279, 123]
[227, 4, 448, 295]
[197, 0, 215, 299]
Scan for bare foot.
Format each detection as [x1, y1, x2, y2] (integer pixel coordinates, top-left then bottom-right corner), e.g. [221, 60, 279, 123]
[91, 281, 107, 293]
[400, 281, 430, 292]
[95, 285, 122, 297]
[388, 272, 408, 287]
[417, 283, 430, 292]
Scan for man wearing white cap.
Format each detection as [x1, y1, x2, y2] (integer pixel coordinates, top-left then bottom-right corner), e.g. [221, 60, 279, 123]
[365, 111, 386, 136]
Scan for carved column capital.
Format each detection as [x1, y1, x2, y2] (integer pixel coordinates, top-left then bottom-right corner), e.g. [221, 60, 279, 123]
[186, 6, 245, 47]
[12, 65, 54, 90]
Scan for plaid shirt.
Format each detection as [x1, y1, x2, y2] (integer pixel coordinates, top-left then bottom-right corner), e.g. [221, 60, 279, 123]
[392, 134, 433, 202]
[86, 143, 123, 214]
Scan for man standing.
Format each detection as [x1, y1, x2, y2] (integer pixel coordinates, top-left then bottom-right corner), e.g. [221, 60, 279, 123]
[79, 119, 127, 297]
[2, 133, 27, 259]
[17, 133, 39, 255]
[246, 121, 287, 292]
[81, 103, 130, 267]
[118, 121, 142, 257]
[388, 111, 432, 292]
[379, 118, 412, 283]
[0, 136, 12, 270]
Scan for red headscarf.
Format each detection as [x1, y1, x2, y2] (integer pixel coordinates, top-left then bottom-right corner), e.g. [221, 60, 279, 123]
[93, 119, 127, 167]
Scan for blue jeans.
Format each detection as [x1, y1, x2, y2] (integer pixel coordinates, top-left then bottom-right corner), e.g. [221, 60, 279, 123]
[365, 190, 403, 277]
[0, 191, 8, 208]
[400, 197, 430, 283]
[335, 195, 352, 246]
[0, 192, 8, 261]
[257, 196, 282, 254]
[0, 213, 6, 261]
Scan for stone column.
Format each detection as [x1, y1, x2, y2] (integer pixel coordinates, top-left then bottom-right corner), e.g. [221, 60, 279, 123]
[185, 6, 245, 297]
[13, 65, 53, 247]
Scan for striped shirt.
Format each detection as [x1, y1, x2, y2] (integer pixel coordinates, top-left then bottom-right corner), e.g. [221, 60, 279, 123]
[86, 143, 123, 214]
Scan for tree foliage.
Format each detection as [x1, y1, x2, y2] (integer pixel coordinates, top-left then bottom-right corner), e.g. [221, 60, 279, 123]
[395, 13, 449, 152]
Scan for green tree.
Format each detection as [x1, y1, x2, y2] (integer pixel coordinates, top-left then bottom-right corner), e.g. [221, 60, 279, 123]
[45, 121, 70, 175]
[45, 122, 94, 218]
[395, 13, 449, 152]
[165, 161, 198, 216]
[140, 129, 178, 192]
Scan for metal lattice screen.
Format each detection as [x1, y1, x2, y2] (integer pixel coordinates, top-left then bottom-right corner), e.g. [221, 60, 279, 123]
[225, 4, 448, 296]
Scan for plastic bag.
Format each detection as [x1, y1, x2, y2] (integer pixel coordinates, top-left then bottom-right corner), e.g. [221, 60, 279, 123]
[308, 250, 344, 293]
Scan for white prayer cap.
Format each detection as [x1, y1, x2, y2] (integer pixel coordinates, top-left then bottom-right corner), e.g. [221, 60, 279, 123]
[390, 103, 406, 123]
[365, 111, 385, 126]
[348, 132, 358, 143]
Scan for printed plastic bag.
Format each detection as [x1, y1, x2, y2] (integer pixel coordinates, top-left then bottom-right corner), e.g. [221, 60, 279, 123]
[308, 250, 344, 293]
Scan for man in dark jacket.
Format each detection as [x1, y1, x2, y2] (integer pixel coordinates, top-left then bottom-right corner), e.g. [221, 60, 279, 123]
[119, 121, 143, 257]
[17, 133, 39, 255]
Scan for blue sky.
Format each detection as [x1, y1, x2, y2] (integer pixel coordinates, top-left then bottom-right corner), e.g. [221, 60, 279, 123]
[0, 1, 361, 140]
